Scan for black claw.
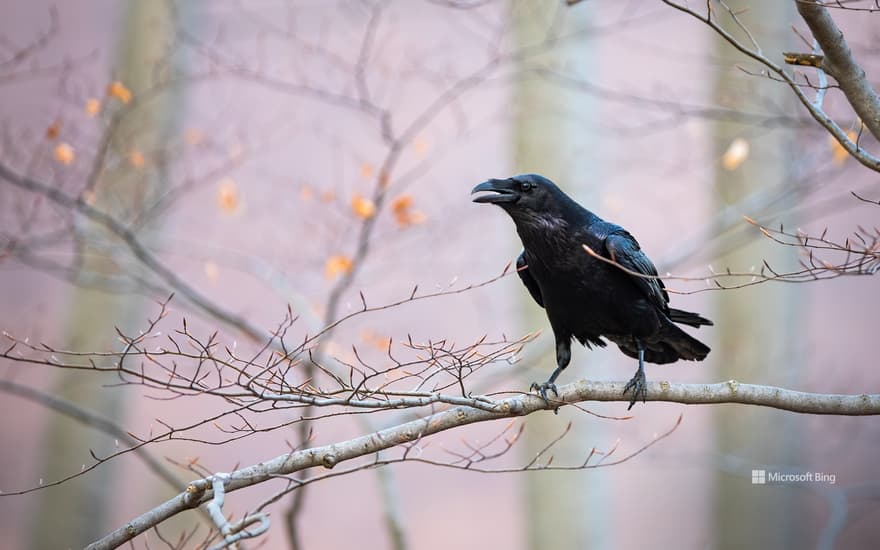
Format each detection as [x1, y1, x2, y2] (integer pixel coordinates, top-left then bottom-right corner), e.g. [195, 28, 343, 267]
[530, 381, 558, 400]
[622, 370, 648, 410]
[530, 381, 559, 412]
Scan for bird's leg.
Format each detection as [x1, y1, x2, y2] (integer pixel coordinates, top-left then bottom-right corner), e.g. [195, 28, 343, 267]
[531, 337, 571, 408]
[530, 367, 561, 401]
[622, 339, 648, 410]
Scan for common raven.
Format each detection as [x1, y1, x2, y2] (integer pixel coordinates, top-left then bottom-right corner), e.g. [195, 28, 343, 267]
[472, 174, 712, 409]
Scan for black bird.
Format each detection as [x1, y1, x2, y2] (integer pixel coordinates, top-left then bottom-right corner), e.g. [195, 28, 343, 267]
[472, 174, 712, 409]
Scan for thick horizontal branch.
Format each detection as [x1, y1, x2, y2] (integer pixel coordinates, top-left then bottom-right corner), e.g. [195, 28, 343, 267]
[87, 379, 880, 549]
[565, 379, 880, 415]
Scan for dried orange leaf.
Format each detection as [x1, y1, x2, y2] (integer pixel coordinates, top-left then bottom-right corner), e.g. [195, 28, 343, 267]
[359, 162, 374, 179]
[217, 179, 240, 213]
[721, 137, 749, 171]
[360, 329, 392, 351]
[85, 98, 101, 116]
[391, 195, 413, 213]
[325, 255, 353, 279]
[204, 261, 219, 281]
[413, 136, 429, 156]
[46, 119, 61, 140]
[299, 185, 315, 201]
[403, 211, 426, 225]
[107, 81, 132, 104]
[129, 151, 145, 168]
[830, 131, 857, 166]
[351, 193, 376, 219]
[53, 143, 75, 165]
[390, 194, 425, 227]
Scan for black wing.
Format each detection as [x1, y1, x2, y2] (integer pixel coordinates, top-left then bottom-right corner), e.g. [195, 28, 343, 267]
[603, 229, 669, 311]
[516, 251, 544, 308]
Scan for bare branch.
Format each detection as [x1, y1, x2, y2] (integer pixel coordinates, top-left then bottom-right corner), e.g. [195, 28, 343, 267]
[0, 379, 191, 494]
[796, 0, 880, 141]
[85, 378, 880, 548]
[0, 162, 268, 342]
[203, 473, 269, 550]
[661, 0, 880, 172]
[584, 210, 880, 295]
[0, 7, 58, 67]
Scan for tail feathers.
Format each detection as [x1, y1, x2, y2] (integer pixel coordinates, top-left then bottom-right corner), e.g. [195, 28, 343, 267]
[640, 342, 683, 364]
[658, 322, 710, 361]
[668, 308, 713, 328]
[613, 323, 710, 364]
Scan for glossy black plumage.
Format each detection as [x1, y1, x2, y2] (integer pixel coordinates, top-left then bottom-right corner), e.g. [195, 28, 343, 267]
[472, 174, 712, 409]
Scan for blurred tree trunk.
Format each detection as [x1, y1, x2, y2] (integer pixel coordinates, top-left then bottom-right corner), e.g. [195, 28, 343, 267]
[712, 2, 805, 548]
[512, 2, 610, 549]
[28, 3, 181, 548]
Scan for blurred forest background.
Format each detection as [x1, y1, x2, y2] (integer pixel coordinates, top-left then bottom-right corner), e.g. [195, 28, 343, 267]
[1, 1, 878, 549]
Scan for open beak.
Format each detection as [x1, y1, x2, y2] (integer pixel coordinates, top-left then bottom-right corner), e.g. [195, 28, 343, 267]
[471, 179, 519, 204]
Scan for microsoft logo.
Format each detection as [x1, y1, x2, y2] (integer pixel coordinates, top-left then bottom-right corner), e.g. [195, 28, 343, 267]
[750, 469, 837, 485]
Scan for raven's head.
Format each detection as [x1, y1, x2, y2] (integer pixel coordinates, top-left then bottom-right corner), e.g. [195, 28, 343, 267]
[471, 173, 576, 229]
[471, 173, 557, 207]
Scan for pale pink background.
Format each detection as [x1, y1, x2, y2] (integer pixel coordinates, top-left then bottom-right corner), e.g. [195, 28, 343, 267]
[1, 2, 878, 549]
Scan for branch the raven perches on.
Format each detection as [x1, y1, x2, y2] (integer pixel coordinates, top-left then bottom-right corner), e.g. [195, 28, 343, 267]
[472, 174, 712, 410]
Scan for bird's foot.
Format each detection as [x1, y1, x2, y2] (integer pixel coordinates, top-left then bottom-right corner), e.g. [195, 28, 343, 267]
[530, 381, 559, 412]
[622, 369, 648, 410]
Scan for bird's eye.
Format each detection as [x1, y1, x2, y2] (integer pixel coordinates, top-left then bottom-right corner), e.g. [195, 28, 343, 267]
[519, 181, 533, 192]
